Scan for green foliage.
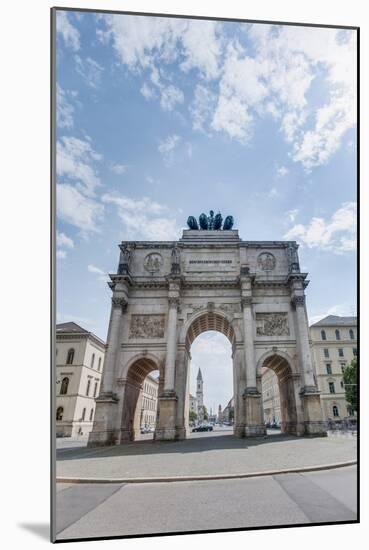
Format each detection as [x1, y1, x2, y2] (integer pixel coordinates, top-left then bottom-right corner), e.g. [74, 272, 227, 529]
[203, 405, 209, 421]
[189, 410, 197, 423]
[343, 358, 358, 413]
[229, 406, 234, 421]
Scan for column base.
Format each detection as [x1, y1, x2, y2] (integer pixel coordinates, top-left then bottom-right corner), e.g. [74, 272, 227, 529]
[234, 424, 246, 438]
[87, 395, 119, 447]
[300, 387, 327, 437]
[243, 389, 267, 437]
[155, 394, 178, 441]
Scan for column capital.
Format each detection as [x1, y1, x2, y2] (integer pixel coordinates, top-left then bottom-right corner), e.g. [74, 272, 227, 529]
[111, 297, 128, 312]
[291, 295, 305, 308]
[241, 296, 253, 309]
[168, 296, 180, 308]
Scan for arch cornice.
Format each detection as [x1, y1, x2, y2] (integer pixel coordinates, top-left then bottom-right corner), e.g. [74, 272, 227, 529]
[256, 348, 296, 374]
[120, 351, 164, 380]
[179, 307, 242, 348]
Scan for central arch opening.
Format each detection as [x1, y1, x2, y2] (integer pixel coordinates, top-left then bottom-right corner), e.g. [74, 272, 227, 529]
[185, 312, 237, 437]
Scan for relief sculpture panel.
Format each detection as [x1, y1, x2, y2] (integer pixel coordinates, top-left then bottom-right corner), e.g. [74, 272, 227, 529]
[129, 314, 165, 339]
[256, 312, 290, 336]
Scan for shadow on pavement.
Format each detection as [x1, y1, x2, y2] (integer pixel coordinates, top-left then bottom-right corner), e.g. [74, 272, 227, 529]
[56, 433, 315, 461]
[18, 523, 49, 541]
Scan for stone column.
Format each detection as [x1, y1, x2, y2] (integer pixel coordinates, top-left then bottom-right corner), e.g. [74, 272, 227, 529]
[291, 295, 315, 389]
[240, 267, 265, 437]
[291, 293, 326, 436]
[100, 297, 127, 395]
[87, 296, 127, 447]
[156, 291, 180, 441]
[163, 297, 179, 395]
[241, 297, 257, 391]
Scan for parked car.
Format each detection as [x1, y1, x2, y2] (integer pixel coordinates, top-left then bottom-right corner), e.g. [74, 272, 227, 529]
[192, 425, 213, 432]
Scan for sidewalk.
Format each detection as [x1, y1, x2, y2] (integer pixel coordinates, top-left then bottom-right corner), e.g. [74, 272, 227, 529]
[56, 432, 357, 483]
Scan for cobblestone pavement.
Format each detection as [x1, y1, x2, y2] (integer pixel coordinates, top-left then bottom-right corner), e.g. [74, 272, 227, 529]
[56, 430, 356, 481]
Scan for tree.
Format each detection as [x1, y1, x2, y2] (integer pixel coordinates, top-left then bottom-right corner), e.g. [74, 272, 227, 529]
[203, 405, 209, 421]
[343, 358, 358, 414]
[189, 410, 197, 423]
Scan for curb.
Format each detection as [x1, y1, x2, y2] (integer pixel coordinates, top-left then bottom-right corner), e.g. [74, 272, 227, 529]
[56, 460, 357, 484]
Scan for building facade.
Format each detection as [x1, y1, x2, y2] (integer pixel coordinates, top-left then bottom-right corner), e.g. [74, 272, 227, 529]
[140, 374, 159, 429]
[56, 322, 105, 437]
[88, 220, 326, 446]
[189, 394, 198, 415]
[261, 367, 281, 424]
[310, 315, 357, 422]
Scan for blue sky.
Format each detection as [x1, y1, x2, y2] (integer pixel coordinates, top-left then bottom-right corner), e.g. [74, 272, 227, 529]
[56, 10, 357, 409]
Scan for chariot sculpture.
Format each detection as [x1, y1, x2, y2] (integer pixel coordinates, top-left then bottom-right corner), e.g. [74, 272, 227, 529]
[187, 210, 234, 230]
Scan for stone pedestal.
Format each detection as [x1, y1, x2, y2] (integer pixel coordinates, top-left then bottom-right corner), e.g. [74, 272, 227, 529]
[300, 387, 327, 436]
[87, 393, 119, 447]
[244, 389, 266, 437]
[155, 393, 178, 440]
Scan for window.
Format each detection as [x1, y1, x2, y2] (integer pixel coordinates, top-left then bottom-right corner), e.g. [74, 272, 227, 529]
[56, 406, 64, 421]
[349, 329, 355, 340]
[335, 329, 341, 340]
[321, 330, 327, 340]
[93, 382, 98, 397]
[98, 357, 102, 371]
[324, 349, 329, 358]
[332, 405, 339, 417]
[82, 408, 86, 421]
[353, 348, 357, 356]
[91, 353, 95, 368]
[86, 379, 91, 396]
[60, 377, 69, 395]
[341, 363, 346, 373]
[66, 348, 75, 365]
[329, 382, 335, 394]
[89, 408, 94, 421]
[338, 348, 344, 357]
[340, 381, 344, 388]
[326, 364, 332, 375]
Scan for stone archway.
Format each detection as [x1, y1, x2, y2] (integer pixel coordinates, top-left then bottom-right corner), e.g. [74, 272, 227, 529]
[119, 356, 162, 442]
[174, 310, 243, 438]
[258, 351, 304, 435]
[88, 224, 327, 447]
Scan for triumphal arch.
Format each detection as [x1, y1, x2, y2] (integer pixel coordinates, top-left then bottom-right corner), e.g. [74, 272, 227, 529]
[88, 211, 326, 446]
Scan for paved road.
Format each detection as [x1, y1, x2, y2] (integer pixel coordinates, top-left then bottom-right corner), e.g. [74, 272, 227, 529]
[55, 465, 357, 540]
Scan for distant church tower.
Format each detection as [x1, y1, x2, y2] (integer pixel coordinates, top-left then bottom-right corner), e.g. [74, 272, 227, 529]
[196, 368, 204, 422]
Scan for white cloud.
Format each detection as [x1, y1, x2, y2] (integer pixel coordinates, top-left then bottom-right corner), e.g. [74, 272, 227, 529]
[57, 184, 103, 233]
[88, 264, 108, 282]
[309, 303, 356, 325]
[110, 163, 127, 175]
[160, 84, 184, 111]
[57, 231, 74, 248]
[277, 165, 289, 177]
[56, 84, 75, 129]
[57, 11, 80, 51]
[57, 136, 102, 197]
[212, 95, 253, 143]
[74, 55, 104, 88]
[56, 249, 67, 260]
[179, 20, 222, 80]
[284, 202, 356, 253]
[190, 84, 217, 133]
[286, 209, 299, 223]
[158, 134, 181, 165]
[140, 82, 156, 100]
[101, 193, 180, 240]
